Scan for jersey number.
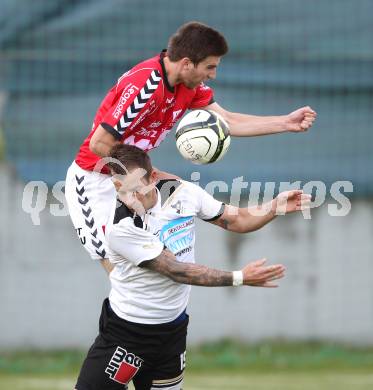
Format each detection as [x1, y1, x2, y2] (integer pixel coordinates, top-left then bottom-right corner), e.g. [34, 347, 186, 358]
[180, 351, 186, 371]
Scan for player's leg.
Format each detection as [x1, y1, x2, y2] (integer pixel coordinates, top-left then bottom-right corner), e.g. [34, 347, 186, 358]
[132, 315, 189, 390]
[65, 161, 114, 273]
[132, 354, 185, 389]
[75, 343, 130, 390]
[75, 299, 142, 390]
[133, 351, 186, 389]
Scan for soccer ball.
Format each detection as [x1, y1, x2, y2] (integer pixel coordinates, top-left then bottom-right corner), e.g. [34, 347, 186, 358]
[175, 109, 231, 165]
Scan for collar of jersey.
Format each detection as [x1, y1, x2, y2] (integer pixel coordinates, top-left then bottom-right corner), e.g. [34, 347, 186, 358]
[114, 198, 143, 228]
[145, 187, 161, 216]
[159, 50, 175, 93]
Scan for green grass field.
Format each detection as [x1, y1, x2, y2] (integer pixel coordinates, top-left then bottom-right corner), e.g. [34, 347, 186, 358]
[1, 371, 373, 390]
[1, 341, 373, 390]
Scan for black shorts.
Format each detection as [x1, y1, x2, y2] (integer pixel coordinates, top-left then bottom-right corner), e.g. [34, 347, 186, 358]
[76, 299, 189, 390]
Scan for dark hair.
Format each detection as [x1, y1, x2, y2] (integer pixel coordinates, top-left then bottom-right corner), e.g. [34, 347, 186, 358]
[167, 21, 228, 65]
[108, 144, 152, 179]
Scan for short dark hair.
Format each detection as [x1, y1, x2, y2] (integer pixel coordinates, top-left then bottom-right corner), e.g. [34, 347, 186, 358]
[167, 21, 228, 65]
[108, 144, 153, 179]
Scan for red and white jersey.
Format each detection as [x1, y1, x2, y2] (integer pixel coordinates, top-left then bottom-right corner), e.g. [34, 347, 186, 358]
[75, 51, 214, 173]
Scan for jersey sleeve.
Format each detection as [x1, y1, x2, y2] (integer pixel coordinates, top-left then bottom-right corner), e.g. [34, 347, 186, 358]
[101, 69, 162, 140]
[189, 82, 215, 109]
[107, 219, 164, 266]
[184, 182, 225, 221]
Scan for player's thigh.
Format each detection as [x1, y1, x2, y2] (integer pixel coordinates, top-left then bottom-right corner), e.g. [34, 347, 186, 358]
[75, 340, 129, 390]
[133, 323, 188, 390]
[132, 353, 185, 390]
[65, 162, 114, 260]
[76, 300, 141, 389]
[76, 335, 156, 390]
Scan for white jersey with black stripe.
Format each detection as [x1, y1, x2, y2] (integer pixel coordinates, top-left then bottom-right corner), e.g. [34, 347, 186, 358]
[106, 180, 224, 325]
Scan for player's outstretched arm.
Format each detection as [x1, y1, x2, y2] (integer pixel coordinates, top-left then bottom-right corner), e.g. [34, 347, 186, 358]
[203, 102, 317, 137]
[140, 249, 285, 287]
[210, 190, 311, 233]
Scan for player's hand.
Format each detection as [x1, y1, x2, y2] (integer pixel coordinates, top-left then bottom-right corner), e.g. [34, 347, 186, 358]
[154, 168, 181, 181]
[242, 258, 285, 287]
[285, 106, 317, 132]
[117, 190, 146, 216]
[272, 190, 311, 215]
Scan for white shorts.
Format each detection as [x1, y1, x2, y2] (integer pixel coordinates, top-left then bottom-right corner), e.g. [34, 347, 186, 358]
[65, 161, 115, 260]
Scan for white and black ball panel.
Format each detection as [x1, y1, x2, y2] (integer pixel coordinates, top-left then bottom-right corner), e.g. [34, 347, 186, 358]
[175, 109, 230, 165]
[176, 129, 220, 164]
[177, 109, 212, 130]
[214, 134, 231, 162]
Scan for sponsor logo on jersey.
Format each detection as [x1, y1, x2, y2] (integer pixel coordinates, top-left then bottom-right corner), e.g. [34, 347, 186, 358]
[138, 127, 159, 138]
[130, 108, 150, 129]
[105, 346, 143, 385]
[172, 109, 183, 121]
[115, 70, 161, 135]
[161, 96, 175, 113]
[138, 127, 152, 137]
[113, 84, 140, 119]
[167, 231, 194, 254]
[166, 109, 184, 131]
[149, 121, 162, 128]
[167, 218, 194, 235]
[147, 99, 157, 115]
[159, 217, 195, 255]
[175, 246, 192, 256]
[171, 200, 183, 214]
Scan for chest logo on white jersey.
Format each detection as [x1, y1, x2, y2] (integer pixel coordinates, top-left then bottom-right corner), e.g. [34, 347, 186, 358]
[171, 200, 183, 214]
[159, 216, 194, 255]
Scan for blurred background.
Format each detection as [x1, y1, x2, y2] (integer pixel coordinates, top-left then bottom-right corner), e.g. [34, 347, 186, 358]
[1, 0, 373, 389]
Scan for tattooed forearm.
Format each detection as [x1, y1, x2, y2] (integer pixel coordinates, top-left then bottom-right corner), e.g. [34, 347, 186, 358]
[141, 249, 233, 287]
[215, 218, 229, 230]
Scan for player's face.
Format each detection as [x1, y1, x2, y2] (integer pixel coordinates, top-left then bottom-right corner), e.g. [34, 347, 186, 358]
[183, 56, 221, 89]
[113, 169, 158, 215]
[134, 174, 158, 212]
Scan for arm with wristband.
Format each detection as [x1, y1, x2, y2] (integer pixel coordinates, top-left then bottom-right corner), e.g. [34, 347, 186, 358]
[140, 249, 285, 288]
